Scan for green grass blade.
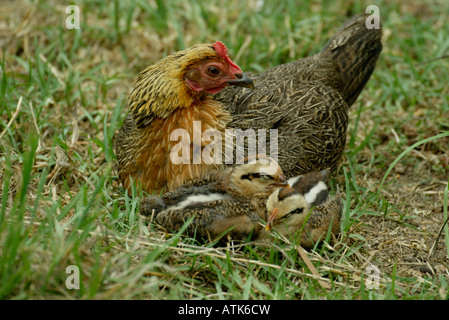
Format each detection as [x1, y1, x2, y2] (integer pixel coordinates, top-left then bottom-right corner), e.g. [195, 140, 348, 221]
[378, 132, 449, 194]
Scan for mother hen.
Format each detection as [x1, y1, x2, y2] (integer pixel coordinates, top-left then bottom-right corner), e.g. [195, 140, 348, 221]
[115, 13, 382, 194]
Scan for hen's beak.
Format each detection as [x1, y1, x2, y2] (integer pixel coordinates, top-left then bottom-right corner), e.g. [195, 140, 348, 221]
[265, 208, 278, 231]
[227, 73, 254, 89]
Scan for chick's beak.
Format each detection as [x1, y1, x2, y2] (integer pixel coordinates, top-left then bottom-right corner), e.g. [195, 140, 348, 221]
[265, 208, 278, 231]
[227, 73, 254, 89]
[272, 175, 289, 188]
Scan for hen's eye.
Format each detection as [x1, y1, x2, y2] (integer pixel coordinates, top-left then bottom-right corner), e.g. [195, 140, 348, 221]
[207, 66, 220, 77]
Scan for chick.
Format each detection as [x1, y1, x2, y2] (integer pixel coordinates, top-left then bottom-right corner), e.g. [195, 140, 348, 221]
[141, 155, 287, 244]
[288, 168, 331, 206]
[260, 187, 311, 240]
[140, 155, 286, 214]
[259, 170, 343, 248]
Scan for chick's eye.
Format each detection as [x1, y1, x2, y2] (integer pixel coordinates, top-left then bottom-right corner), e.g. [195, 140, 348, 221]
[206, 66, 220, 77]
[282, 207, 304, 220]
[291, 208, 304, 215]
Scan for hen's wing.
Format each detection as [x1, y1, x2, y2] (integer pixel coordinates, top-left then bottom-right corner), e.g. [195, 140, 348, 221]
[219, 80, 348, 176]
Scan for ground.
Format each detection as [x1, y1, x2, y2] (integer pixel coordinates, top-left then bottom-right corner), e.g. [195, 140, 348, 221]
[0, 0, 448, 299]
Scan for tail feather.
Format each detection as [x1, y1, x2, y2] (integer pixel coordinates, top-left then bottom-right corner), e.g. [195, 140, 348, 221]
[320, 13, 382, 106]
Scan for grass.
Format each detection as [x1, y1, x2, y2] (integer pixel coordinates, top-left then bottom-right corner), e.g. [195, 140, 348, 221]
[1, 0, 449, 300]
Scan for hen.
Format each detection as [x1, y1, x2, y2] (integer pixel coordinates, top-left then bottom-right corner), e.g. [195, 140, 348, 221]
[115, 13, 382, 194]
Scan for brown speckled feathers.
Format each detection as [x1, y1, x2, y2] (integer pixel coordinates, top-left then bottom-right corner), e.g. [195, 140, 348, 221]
[141, 158, 286, 244]
[154, 196, 267, 244]
[142, 166, 343, 247]
[299, 194, 343, 248]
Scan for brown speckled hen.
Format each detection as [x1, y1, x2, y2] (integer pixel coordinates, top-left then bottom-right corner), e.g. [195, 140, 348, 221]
[115, 13, 382, 194]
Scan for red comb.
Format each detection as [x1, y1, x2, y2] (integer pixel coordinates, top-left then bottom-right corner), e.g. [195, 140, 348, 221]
[213, 41, 242, 74]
